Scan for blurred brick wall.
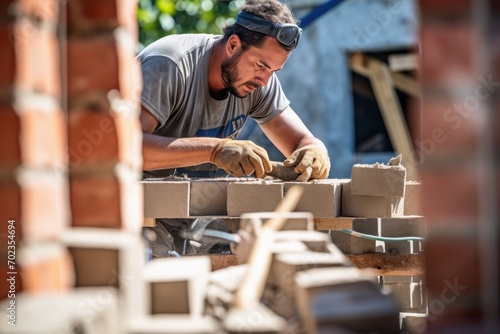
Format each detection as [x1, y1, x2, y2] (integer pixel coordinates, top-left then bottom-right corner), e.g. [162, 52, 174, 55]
[0, 0, 143, 300]
[415, 0, 500, 332]
[66, 0, 143, 232]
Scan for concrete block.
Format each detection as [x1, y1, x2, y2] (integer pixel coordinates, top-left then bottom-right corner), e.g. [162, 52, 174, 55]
[129, 315, 220, 334]
[381, 276, 427, 313]
[400, 312, 427, 333]
[269, 251, 350, 297]
[273, 230, 332, 253]
[141, 256, 211, 317]
[271, 240, 310, 254]
[331, 230, 377, 254]
[311, 287, 400, 334]
[223, 303, 287, 334]
[190, 178, 231, 216]
[284, 180, 342, 217]
[295, 267, 398, 333]
[226, 181, 283, 217]
[384, 240, 423, 254]
[142, 180, 190, 218]
[351, 163, 406, 197]
[384, 282, 427, 313]
[240, 211, 314, 231]
[379, 216, 426, 237]
[0, 288, 121, 334]
[404, 181, 423, 216]
[381, 275, 424, 284]
[60, 228, 145, 327]
[342, 182, 404, 218]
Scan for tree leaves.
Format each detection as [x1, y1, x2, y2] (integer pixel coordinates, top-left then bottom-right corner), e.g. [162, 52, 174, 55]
[138, 0, 244, 48]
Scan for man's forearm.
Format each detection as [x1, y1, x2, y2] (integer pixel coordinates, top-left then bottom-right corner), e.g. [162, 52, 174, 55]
[142, 133, 221, 171]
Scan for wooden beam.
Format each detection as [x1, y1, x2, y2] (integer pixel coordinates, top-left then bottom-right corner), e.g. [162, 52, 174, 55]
[367, 58, 419, 180]
[348, 53, 420, 97]
[210, 254, 238, 271]
[144, 217, 156, 227]
[388, 53, 418, 72]
[314, 217, 369, 231]
[347, 253, 424, 276]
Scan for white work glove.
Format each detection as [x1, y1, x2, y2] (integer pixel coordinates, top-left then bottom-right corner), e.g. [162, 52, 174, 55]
[284, 144, 330, 182]
[210, 139, 272, 178]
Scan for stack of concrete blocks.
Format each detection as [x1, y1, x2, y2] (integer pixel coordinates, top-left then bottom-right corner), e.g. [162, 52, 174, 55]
[206, 212, 400, 333]
[380, 264, 428, 328]
[336, 159, 425, 255]
[337, 158, 427, 332]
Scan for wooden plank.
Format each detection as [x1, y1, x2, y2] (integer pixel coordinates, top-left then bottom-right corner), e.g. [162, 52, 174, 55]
[210, 254, 238, 271]
[314, 217, 366, 231]
[390, 72, 420, 97]
[347, 253, 424, 276]
[367, 58, 419, 180]
[388, 53, 418, 72]
[143, 217, 156, 227]
[348, 53, 420, 97]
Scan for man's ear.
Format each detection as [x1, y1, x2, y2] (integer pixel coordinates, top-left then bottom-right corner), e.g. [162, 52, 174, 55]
[226, 34, 241, 56]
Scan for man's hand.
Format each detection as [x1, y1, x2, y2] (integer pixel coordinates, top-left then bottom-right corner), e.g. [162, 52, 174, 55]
[284, 144, 330, 181]
[210, 139, 272, 178]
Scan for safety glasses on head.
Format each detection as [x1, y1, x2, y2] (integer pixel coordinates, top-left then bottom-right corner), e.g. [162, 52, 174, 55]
[235, 11, 302, 49]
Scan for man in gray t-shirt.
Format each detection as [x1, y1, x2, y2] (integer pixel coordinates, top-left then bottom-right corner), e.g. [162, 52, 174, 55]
[139, 0, 330, 182]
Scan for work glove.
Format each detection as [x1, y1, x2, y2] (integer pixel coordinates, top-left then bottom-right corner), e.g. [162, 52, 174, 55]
[210, 138, 272, 178]
[284, 144, 330, 182]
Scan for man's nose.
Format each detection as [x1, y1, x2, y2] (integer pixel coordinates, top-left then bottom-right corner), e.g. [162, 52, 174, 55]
[255, 72, 272, 87]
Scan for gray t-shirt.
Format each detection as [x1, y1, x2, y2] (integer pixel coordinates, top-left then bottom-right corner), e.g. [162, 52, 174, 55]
[138, 34, 290, 178]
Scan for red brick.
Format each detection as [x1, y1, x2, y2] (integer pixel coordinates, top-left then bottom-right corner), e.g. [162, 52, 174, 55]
[70, 175, 120, 228]
[421, 167, 479, 224]
[417, 98, 481, 159]
[419, 23, 479, 87]
[0, 180, 22, 243]
[116, 39, 143, 102]
[68, 107, 142, 169]
[0, 105, 67, 169]
[492, 22, 500, 81]
[0, 264, 23, 300]
[0, 22, 15, 90]
[67, 34, 119, 98]
[70, 171, 143, 232]
[0, 108, 21, 168]
[68, 110, 118, 166]
[18, 243, 73, 294]
[418, 0, 473, 16]
[67, 32, 139, 101]
[11, 18, 61, 97]
[18, 0, 59, 24]
[110, 106, 142, 169]
[67, 0, 138, 37]
[425, 237, 482, 327]
[0, 171, 68, 243]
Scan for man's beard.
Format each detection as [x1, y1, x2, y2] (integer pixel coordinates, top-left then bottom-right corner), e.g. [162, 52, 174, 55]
[221, 50, 244, 97]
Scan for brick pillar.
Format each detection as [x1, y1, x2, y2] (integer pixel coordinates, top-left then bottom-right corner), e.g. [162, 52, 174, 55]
[415, 0, 500, 331]
[0, 0, 72, 299]
[66, 0, 143, 232]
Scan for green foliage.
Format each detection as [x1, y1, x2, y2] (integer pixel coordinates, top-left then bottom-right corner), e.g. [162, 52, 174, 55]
[138, 0, 245, 47]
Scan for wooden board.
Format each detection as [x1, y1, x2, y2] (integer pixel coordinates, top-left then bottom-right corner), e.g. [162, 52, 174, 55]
[347, 253, 424, 276]
[314, 217, 369, 231]
[210, 254, 238, 271]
